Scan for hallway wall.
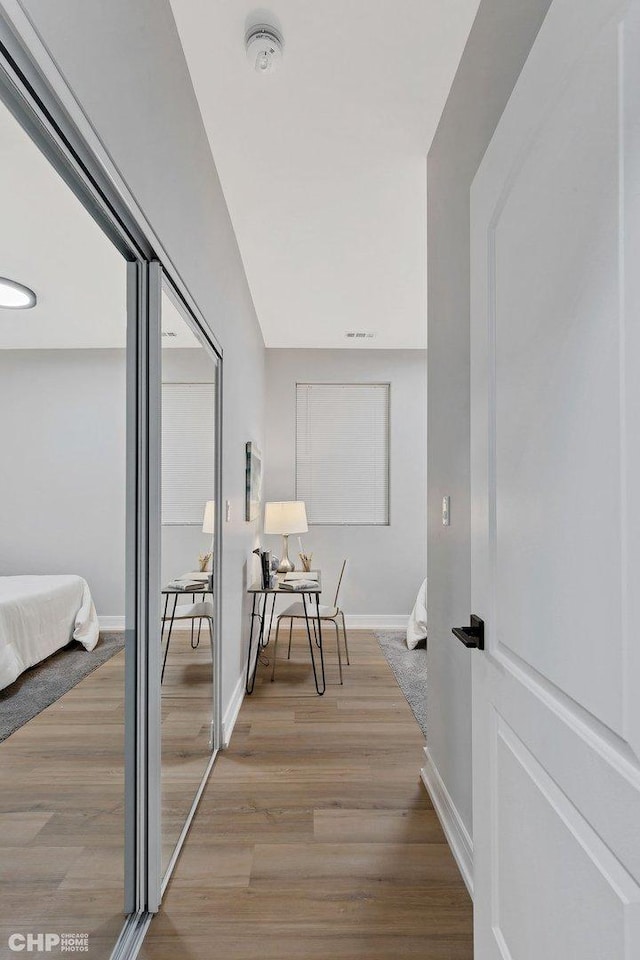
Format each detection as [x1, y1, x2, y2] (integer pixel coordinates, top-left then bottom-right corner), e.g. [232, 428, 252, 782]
[426, 0, 553, 847]
[15, 0, 266, 720]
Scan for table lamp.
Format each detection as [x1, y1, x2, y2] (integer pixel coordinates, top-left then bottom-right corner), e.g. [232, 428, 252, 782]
[264, 501, 308, 573]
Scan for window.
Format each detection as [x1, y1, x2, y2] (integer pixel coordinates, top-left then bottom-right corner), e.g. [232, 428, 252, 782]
[296, 383, 390, 525]
[161, 382, 215, 524]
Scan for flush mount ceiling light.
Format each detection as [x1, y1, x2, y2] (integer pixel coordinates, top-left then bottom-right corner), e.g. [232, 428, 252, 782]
[0, 276, 37, 309]
[245, 24, 283, 74]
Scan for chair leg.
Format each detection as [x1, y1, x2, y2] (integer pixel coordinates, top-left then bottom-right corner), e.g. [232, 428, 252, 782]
[194, 616, 203, 648]
[334, 618, 343, 684]
[287, 618, 293, 659]
[271, 618, 282, 682]
[340, 610, 350, 665]
[207, 617, 214, 663]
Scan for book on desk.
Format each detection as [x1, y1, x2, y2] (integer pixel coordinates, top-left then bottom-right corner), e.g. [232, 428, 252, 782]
[166, 573, 210, 591]
[278, 576, 319, 591]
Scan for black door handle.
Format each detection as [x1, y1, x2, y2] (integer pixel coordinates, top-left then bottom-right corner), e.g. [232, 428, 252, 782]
[452, 615, 484, 650]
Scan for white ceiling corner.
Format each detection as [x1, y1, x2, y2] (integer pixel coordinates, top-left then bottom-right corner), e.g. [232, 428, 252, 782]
[170, 0, 480, 349]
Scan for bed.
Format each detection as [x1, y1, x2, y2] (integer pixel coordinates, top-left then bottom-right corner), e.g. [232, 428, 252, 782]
[407, 577, 427, 649]
[0, 575, 100, 691]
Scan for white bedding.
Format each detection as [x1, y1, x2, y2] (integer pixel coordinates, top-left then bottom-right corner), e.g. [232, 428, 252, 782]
[406, 577, 427, 650]
[0, 575, 100, 691]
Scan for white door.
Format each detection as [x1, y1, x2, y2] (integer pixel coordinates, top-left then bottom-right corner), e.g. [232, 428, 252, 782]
[469, 0, 640, 957]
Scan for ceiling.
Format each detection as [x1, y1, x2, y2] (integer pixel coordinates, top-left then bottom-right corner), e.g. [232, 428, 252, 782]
[170, 0, 480, 349]
[0, 98, 198, 350]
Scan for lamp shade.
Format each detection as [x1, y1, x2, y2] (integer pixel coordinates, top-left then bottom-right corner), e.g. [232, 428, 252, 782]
[202, 500, 215, 534]
[264, 501, 308, 535]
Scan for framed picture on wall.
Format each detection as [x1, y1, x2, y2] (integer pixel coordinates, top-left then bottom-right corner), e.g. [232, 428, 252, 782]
[245, 441, 262, 521]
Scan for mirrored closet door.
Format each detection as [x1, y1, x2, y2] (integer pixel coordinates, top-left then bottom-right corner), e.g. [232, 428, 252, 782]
[0, 87, 133, 959]
[159, 284, 220, 879]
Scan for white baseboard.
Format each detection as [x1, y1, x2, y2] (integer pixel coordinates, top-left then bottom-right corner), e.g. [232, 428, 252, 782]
[99, 616, 125, 630]
[345, 615, 408, 631]
[221, 672, 245, 748]
[420, 745, 474, 897]
[221, 633, 263, 749]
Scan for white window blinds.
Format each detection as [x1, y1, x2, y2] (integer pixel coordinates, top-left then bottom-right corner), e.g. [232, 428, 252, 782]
[296, 383, 390, 525]
[161, 382, 215, 524]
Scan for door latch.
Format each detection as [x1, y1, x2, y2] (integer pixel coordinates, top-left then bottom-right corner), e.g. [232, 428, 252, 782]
[452, 615, 484, 650]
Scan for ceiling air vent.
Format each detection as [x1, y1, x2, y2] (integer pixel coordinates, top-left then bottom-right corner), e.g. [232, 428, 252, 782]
[345, 331, 375, 340]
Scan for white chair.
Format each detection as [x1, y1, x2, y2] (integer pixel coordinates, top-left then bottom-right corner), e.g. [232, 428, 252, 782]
[161, 600, 214, 683]
[271, 560, 349, 684]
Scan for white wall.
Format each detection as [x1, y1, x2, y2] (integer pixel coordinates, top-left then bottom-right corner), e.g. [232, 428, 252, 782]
[426, 0, 553, 840]
[264, 349, 427, 623]
[17, 0, 266, 718]
[0, 349, 126, 616]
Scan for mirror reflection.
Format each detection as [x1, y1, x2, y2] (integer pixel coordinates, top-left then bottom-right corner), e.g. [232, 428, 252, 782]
[160, 288, 218, 874]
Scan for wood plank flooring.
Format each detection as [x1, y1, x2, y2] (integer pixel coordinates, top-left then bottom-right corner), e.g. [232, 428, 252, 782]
[160, 626, 216, 871]
[0, 627, 214, 960]
[0, 647, 126, 960]
[141, 629, 473, 960]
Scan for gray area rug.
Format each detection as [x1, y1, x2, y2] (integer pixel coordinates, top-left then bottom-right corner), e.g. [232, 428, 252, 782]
[375, 631, 427, 737]
[0, 632, 125, 742]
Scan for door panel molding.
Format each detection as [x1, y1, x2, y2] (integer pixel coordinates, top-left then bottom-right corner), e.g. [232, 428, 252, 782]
[491, 712, 640, 960]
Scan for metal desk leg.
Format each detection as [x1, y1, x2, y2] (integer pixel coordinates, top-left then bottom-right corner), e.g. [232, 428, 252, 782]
[263, 594, 277, 648]
[245, 594, 258, 694]
[161, 594, 179, 683]
[161, 593, 169, 643]
[315, 592, 326, 693]
[302, 592, 325, 696]
[246, 593, 268, 694]
[195, 587, 209, 649]
[255, 593, 268, 656]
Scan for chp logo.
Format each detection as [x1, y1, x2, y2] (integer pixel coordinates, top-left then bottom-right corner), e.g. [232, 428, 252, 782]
[8, 933, 89, 953]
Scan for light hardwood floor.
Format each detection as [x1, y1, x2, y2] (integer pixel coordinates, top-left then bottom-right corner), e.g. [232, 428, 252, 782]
[161, 627, 216, 871]
[0, 647, 126, 960]
[0, 628, 214, 960]
[141, 629, 473, 960]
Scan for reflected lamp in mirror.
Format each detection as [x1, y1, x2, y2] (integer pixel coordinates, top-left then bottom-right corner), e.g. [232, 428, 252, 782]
[199, 500, 215, 572]
[202, 500, 215, 535]
[264, 501, 308, 573]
